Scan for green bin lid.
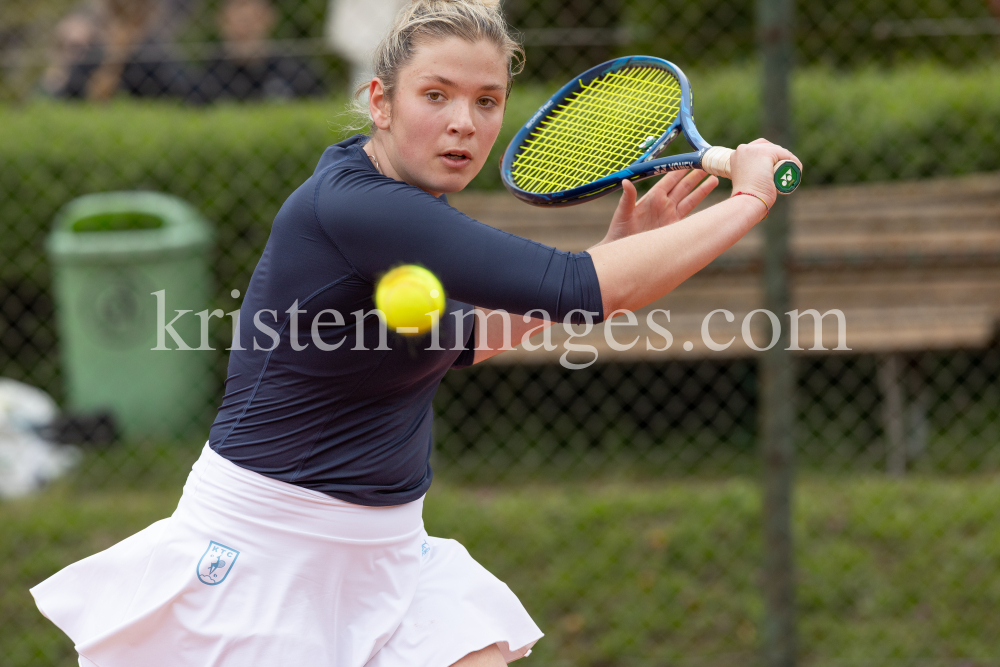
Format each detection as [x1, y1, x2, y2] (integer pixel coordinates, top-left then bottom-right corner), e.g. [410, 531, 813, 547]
[47, 191, 213, 262]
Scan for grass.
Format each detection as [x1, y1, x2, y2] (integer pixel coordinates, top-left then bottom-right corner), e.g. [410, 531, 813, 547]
[2, 441, 1000, 666]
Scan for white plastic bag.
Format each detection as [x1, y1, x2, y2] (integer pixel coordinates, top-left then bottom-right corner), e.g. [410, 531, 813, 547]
[0, 378, 80, 499]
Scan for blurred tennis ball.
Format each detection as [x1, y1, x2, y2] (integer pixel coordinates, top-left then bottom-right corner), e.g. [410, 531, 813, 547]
[375, 265, 446, 335]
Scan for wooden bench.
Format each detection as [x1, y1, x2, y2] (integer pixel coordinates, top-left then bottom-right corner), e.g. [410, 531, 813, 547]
[451, 173, 1000, 361]
[450, 172, 1000, 472]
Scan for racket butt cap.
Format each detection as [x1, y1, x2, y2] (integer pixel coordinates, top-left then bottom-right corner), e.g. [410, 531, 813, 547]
[773, 161, 801, 194]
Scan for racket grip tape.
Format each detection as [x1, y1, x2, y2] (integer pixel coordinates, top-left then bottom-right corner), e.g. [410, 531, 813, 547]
[701, 146, 801, 195]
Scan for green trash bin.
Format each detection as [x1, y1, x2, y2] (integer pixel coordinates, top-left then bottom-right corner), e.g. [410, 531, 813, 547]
[47, 191, 215, 440]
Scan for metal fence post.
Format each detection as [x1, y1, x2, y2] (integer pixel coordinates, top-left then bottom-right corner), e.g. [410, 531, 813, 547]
[757, 0, 798, 665]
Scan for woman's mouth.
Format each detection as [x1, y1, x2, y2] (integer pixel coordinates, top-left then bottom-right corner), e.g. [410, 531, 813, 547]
[440, 151, 472, 167]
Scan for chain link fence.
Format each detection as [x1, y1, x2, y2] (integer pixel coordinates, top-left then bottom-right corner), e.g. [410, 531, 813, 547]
[2, 0, 1000, 665]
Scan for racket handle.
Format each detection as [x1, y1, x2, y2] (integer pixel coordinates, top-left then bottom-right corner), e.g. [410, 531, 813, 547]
[701, 146, 802, 195]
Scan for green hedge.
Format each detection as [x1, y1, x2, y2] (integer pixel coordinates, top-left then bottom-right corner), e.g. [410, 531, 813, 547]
[505, 0, 999, 80]
[619, 0, 999, 67]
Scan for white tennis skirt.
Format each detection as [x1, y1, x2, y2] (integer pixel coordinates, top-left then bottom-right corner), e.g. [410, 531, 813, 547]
[31, 444, 542, 667]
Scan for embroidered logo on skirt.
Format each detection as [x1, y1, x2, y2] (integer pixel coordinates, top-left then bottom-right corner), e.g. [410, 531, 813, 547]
[197, 541, 240, 585]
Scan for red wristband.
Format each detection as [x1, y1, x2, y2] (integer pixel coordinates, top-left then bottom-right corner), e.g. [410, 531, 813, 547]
[732, 191, 770, 219]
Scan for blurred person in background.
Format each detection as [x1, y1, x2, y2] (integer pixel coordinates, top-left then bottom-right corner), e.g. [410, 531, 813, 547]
[189, 0, 326, 103]
[41, 0, 201, 100]
[40, 7, 103, 98]
[40, 0, 324, 103]
[89, 0, 163, 99]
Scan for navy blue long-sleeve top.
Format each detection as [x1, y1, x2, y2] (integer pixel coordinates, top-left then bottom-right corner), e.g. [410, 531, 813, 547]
[208, 135, 605, 506]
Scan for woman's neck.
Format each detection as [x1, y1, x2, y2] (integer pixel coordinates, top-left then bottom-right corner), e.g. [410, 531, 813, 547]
[363, 136, 444, 198]
[363, 139, 388, 176]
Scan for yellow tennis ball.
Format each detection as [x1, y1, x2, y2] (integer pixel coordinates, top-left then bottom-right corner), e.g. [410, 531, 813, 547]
[374, 265, 446, 335]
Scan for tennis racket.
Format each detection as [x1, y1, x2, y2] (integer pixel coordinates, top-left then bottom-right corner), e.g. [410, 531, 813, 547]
[501, 56, 802, 207]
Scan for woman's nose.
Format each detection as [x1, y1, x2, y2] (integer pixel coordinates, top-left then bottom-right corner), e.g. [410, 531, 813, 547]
[448, 102, 476, 136]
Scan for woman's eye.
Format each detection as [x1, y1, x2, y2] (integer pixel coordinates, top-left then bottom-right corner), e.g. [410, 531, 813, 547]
[427, 92, 443, 101]
[477, 97, 497, 108]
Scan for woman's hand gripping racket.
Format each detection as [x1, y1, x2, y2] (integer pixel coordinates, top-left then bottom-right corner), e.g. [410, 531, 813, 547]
[501, 56, 802, 207]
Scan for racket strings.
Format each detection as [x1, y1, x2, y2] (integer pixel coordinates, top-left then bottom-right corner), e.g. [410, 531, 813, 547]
[544, 75, 676, 147]
[516, 100, 676, 187]
[525, 80, 674, 170]
[511, 66, 681, 194]
[515, 72, 676, 188]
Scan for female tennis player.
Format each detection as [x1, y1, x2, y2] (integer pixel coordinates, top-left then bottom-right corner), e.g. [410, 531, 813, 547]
[31, 1, 800, 666]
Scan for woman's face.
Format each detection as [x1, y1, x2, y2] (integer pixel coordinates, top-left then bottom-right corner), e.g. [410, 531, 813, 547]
[370, 36, 508, 196]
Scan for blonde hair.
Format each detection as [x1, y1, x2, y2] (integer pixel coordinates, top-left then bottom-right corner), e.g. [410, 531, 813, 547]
[352, 0, 524, 130]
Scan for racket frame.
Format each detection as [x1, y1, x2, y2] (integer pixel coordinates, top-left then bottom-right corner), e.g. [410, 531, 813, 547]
[501, 56, 718, 207]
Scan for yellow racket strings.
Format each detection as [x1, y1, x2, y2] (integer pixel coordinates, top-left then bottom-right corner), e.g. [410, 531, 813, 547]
[511, 66, 682, 194]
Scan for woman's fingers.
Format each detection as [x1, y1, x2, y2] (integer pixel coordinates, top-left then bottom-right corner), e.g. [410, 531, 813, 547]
[631, 169, 720, 229]
[747, 138, 802, 170]
[676, 174, 719, 218]
[594, 180, 641, 245]
[774, 147, 802, 171]
[672, 169, 710, 202]
[641, 169, 687, 203]
[610, 179, 638, 227]
[639, 169, 701, 216]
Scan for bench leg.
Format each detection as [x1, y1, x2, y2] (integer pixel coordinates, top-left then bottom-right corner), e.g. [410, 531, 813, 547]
[877, 353, 907, 476]
[906, 356, 929, 461]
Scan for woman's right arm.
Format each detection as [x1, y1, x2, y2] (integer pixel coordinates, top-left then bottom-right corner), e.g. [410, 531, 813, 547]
[588, 139, 800, 315]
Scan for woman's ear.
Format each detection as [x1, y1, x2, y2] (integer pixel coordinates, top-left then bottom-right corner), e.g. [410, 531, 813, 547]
[369, 78, 391, 131]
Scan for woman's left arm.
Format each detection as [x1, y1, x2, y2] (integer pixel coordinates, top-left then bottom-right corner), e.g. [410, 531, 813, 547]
[470, 169, 718, 364]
